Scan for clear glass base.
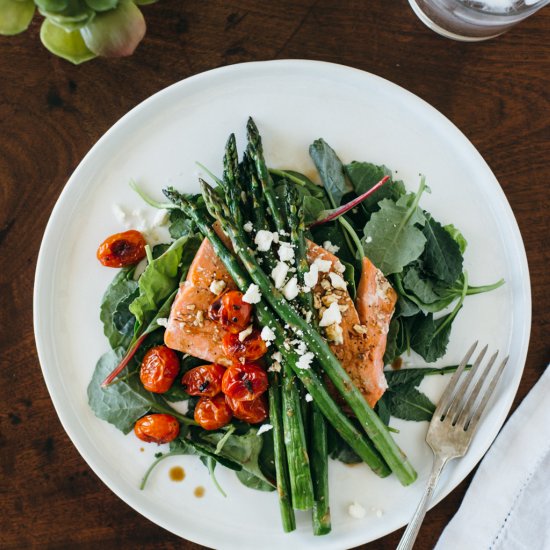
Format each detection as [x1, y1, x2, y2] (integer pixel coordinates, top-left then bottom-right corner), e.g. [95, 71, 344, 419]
[408, 0, 507, 41]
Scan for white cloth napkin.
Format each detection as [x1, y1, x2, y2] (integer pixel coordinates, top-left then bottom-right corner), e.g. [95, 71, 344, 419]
[435, 366, 550, 550]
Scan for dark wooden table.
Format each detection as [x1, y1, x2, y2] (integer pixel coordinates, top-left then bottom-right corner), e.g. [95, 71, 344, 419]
[1, 1, 548, 548]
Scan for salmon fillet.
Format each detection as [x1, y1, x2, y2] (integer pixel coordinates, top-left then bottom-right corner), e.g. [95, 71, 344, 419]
[165, 233, 396, 407]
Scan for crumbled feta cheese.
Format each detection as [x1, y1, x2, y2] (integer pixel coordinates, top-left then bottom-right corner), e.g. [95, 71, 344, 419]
[365, 235, 373, 244]
[303, 263, 319, 288]
[323, 240, 340, 254]
[238, 324, 254, 342]
[305, 311, 313, 323]
[271, 351, 282, 363]
[372, 507, 384, 518]
[334, 260, 346, 274]
[268, 362, 282, 373]
[319, 302, 342, 327]
[209, 279, 227, 295]
[156, 317, 169, 328]
[348, 501, 366, 519]
[243, 221, 253, 233]
[328, 272, 347, 290]
[255, 230, 276, 251]
[291, 339, 307, 355]
[242, 284, 261, 304]
[305, 393, 313, 402]
[296, 352, 314, 370]
[313, 258, 332, 273]
[325, 323, 344, 345]
[256, 424, 273, 436]
[260, 325, 276, 342]
[278, 242, 295, 262]
[271, 261, 289, 289]
[283, 277, 300, 301]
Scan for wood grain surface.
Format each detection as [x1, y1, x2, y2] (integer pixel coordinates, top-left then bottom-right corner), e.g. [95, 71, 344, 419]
[0, 1, 548, 548]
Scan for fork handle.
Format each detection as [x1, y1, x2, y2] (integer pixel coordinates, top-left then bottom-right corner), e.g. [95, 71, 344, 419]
[396, 454, 449, 550]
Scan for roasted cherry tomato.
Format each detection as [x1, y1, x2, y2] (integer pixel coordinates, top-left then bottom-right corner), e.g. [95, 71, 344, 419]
[194, 394, 233, 430]
[221, 362, 268, 402]
[181, 364, 226, 397]
[134, 414, 180, 444]
[208, 290, 253, 334]
[226, 394, 268, 424]
[97, 229, 147, 267]
[140, 345, 180, 393]
[222, 329, 268, 362]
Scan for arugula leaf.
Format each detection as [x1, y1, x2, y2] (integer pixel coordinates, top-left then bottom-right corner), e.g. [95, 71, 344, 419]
[87, 348, 193, 433]
[345, 161, 405, 213]
[129, 235, 201, 330]
[100, 267, 138, 350]
[421, 214, 463, 284]
[362, 192, 427, 275]
[309, 139, 352, 206]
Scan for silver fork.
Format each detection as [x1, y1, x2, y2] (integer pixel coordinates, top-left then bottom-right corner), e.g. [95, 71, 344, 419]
[396, 342, 509, 550]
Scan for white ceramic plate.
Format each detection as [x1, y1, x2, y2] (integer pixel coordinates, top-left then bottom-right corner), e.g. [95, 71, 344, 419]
[34, 60, 530, 549]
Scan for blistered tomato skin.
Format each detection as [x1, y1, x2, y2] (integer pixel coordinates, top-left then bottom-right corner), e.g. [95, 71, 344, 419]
[97, 230, 147, 267]
[226, 394, 268, 424]
[134, 414, 180, 444]
[181, 364, 226, 397]
[222, 330, 268, 362]
[140, 345, 180, 393]
[194, 394, 233, 430]
[221, 362, 269, 402]
[208, 290, 253, 334]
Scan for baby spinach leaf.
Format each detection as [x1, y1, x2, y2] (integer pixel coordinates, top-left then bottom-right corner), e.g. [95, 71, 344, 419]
[326, 422, 362, 464]
[410, 311, 457, 362]
[100, 267, 138, 350]
[270, 169, 329, 203]
[309, 139, 352, 206]
[130, 235, 201, 330]
[362, 195, 426, 275]
[421, 214, 463, 284]
[345, 161, 405, 213]
[302, 195, 326, 225]
[88, 348, 195, 434]
[87, 348, 149, 433]
[236, 469, 275, 492]
[169, 209, 196, 239]
[444, 223, 468, 255]
[198, 428, 274, 487]
[384, 387, 436, 422]
[402, 266, 441, 305]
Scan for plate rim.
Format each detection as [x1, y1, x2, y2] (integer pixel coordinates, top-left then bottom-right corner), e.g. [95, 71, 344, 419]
[33, 59, 532, 548]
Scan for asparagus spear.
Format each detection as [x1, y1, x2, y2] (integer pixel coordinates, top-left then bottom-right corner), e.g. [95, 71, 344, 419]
[220, 144, 298, 526]
[199, 181, 417, 487]
[246, 117, 287, 233]
[239, 158, 314, 511]
[162, 187, 390, 477]
[284, 184, 331, 534]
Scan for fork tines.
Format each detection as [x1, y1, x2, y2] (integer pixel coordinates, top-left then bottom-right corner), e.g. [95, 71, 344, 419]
[434, 341, 509, 431]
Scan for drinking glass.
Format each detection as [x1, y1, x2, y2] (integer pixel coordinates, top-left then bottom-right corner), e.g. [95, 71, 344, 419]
[408, 0, 550, 41]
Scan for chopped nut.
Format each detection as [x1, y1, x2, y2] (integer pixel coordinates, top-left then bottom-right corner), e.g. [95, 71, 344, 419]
[313, 294, 322, 309]
[325, 323, 344, 345]
[320, 279, 331, 291]
[322, 294, 339, 307]
[353, 324, 368, 335]
[193, 310, 204, 327]
[186, 304, 196, 311]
